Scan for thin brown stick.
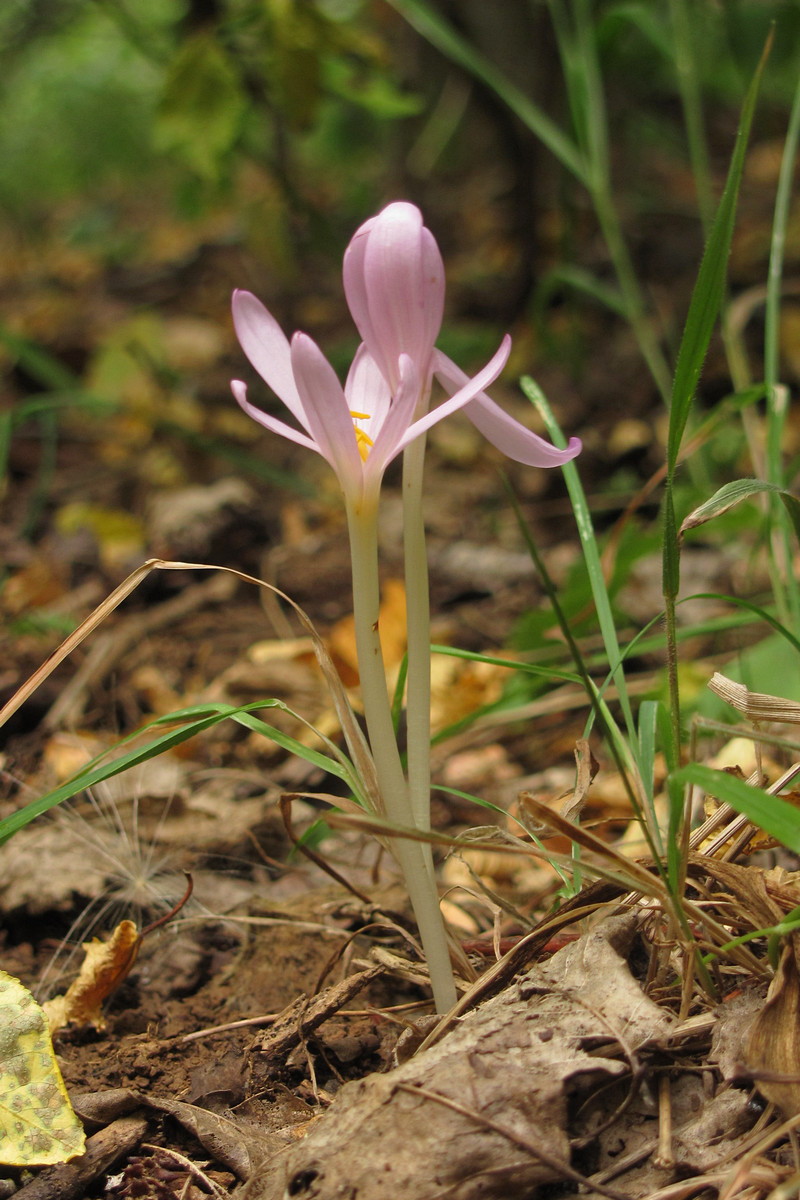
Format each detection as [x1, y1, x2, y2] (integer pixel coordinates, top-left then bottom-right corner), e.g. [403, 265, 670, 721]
[654, 1073, 674, 1169]
[395, 1083, 632, 1200]
[140, 1144, 227, 1200]
[140, 872, 193, 938]
[279, 794, 373, 905]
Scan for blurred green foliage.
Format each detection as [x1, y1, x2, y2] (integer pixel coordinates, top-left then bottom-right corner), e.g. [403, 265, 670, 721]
[0, 0, 421, 226]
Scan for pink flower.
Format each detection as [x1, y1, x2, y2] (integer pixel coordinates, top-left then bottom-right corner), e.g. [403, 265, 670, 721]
[344, 202, 582, 468]
[231, 202, 580, 503]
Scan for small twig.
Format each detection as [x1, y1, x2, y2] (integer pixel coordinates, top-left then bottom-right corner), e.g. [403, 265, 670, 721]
[140, 1144, 226, 1200]
[257, 967, 384, 1064]
[313, 918, 426, 996]
[182, 998, 429, 1044]
[653, 1073, 674, 1169]
[181, 1012, 281, 1044]
[140, 873, 193, 938]
[395, 1083, 632, 1200]
[280, 793, 373, 904]
[691, 762, 800, 859]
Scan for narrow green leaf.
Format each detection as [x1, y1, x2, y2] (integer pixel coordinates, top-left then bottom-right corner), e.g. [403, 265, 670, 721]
[765, 75, 800, 481]
[534, 264, 628, 320]
[685, 592, 800, 657]
[0, 410, 11, 486]
[385, 0, 587, 183]
[0, 700, 358, 846]
[780, 491, 800, 543]
[431, 644, 580, 685]
[667, 32, 771, 473]
[521, 376, 635, 739]
[392, 654, 408, 732]
[597, 2, 673, 58]
[0, 323, 83, 392]
[680, 478, 800, 537]
[637, 700, 664, 856]
[670, 763, 800, 855]
[0, 712, 225, 845]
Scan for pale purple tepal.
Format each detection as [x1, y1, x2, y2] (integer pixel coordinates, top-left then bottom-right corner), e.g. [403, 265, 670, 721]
[231, 201, 580, 500]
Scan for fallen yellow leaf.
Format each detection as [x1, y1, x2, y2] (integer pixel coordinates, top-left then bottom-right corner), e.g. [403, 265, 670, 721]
[43, 920, 140, 1032]
[0, 972, 85, 1166]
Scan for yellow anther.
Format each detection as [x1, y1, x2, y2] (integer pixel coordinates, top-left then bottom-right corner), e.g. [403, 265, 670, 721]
[350, 410, 374, 462]
[354, 428, 374, 461]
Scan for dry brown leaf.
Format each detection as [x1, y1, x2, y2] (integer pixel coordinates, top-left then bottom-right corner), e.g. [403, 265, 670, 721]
[0, 558, 69, 616]
[327, 578, 407, 683]
[708, 672, 800, 725]
[430, 653, 506, 735]
[246, 915, 668, 1200]
[515, 740, 598, 834]
[691, 855, 784, 932]
[42, 731, 107, 782]
[745, 939, 800, 1116]
[44, 921, 140, 1032]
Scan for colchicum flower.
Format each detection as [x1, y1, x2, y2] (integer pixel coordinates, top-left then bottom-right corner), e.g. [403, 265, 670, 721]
[231, 302, 509, 511]
[231, 201, 581, 1015]
[344, 201, 582, 464]
[231, 202, 580, 502]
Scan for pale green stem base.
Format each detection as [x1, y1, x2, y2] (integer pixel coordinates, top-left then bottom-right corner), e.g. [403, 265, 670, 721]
[402, 434, 433, 840]
[345, 493, 457, 1013]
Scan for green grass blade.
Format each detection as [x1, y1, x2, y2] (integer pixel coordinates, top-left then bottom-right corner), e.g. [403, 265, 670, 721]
[765, 72, 800, 480]
[0, 323, 86, 392]
[533, 264, 628, 323]
[680, 478, 800, 537]
[0, 699, 361, 846]
[668, 0, 714, 232]
[0, 410, 11, 490]
[683, 592, 800, 657]
[669, 764, 800, 855]
[520, 376, 635, 740]
[385, 0, 587, 183]
[667, 32, 771, 473]
[431, 644, 580, 685]
[392, 654, 408, 732]
[0, 711, 227, 845]
[637, 700, 664, 856]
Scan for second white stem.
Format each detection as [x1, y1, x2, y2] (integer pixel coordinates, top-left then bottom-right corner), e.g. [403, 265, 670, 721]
[345, 492, 456, 1013]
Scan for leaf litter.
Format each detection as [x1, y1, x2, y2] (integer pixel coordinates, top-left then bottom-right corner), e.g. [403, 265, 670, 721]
[4, 754, 800, 1198]
[2, 550, 800, 1199]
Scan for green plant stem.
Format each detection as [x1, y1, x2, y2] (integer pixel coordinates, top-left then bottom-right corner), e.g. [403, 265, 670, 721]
[661, 486, 682, 768]
[764, 76, 800, 630]
[402, 434, 433, 837]
[668, 0, 760, 465]
[669, 0, 714, 231]
[551, 0, 673, 407]
[345, 494, 457, 1013]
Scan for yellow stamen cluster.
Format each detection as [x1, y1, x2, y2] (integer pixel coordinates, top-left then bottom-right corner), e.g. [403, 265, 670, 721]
[350, 410, 374, 462]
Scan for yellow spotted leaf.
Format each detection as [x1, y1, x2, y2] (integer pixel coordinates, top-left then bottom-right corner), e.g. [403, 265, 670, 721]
[0, 972, 86, 1166]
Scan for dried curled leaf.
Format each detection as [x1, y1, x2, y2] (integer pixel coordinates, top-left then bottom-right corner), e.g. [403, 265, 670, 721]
[0, 971, 86, 1166]
[708, 673, 800, 725]
[745, 941, 800, 1116]
[43, 920, 140, 1032]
